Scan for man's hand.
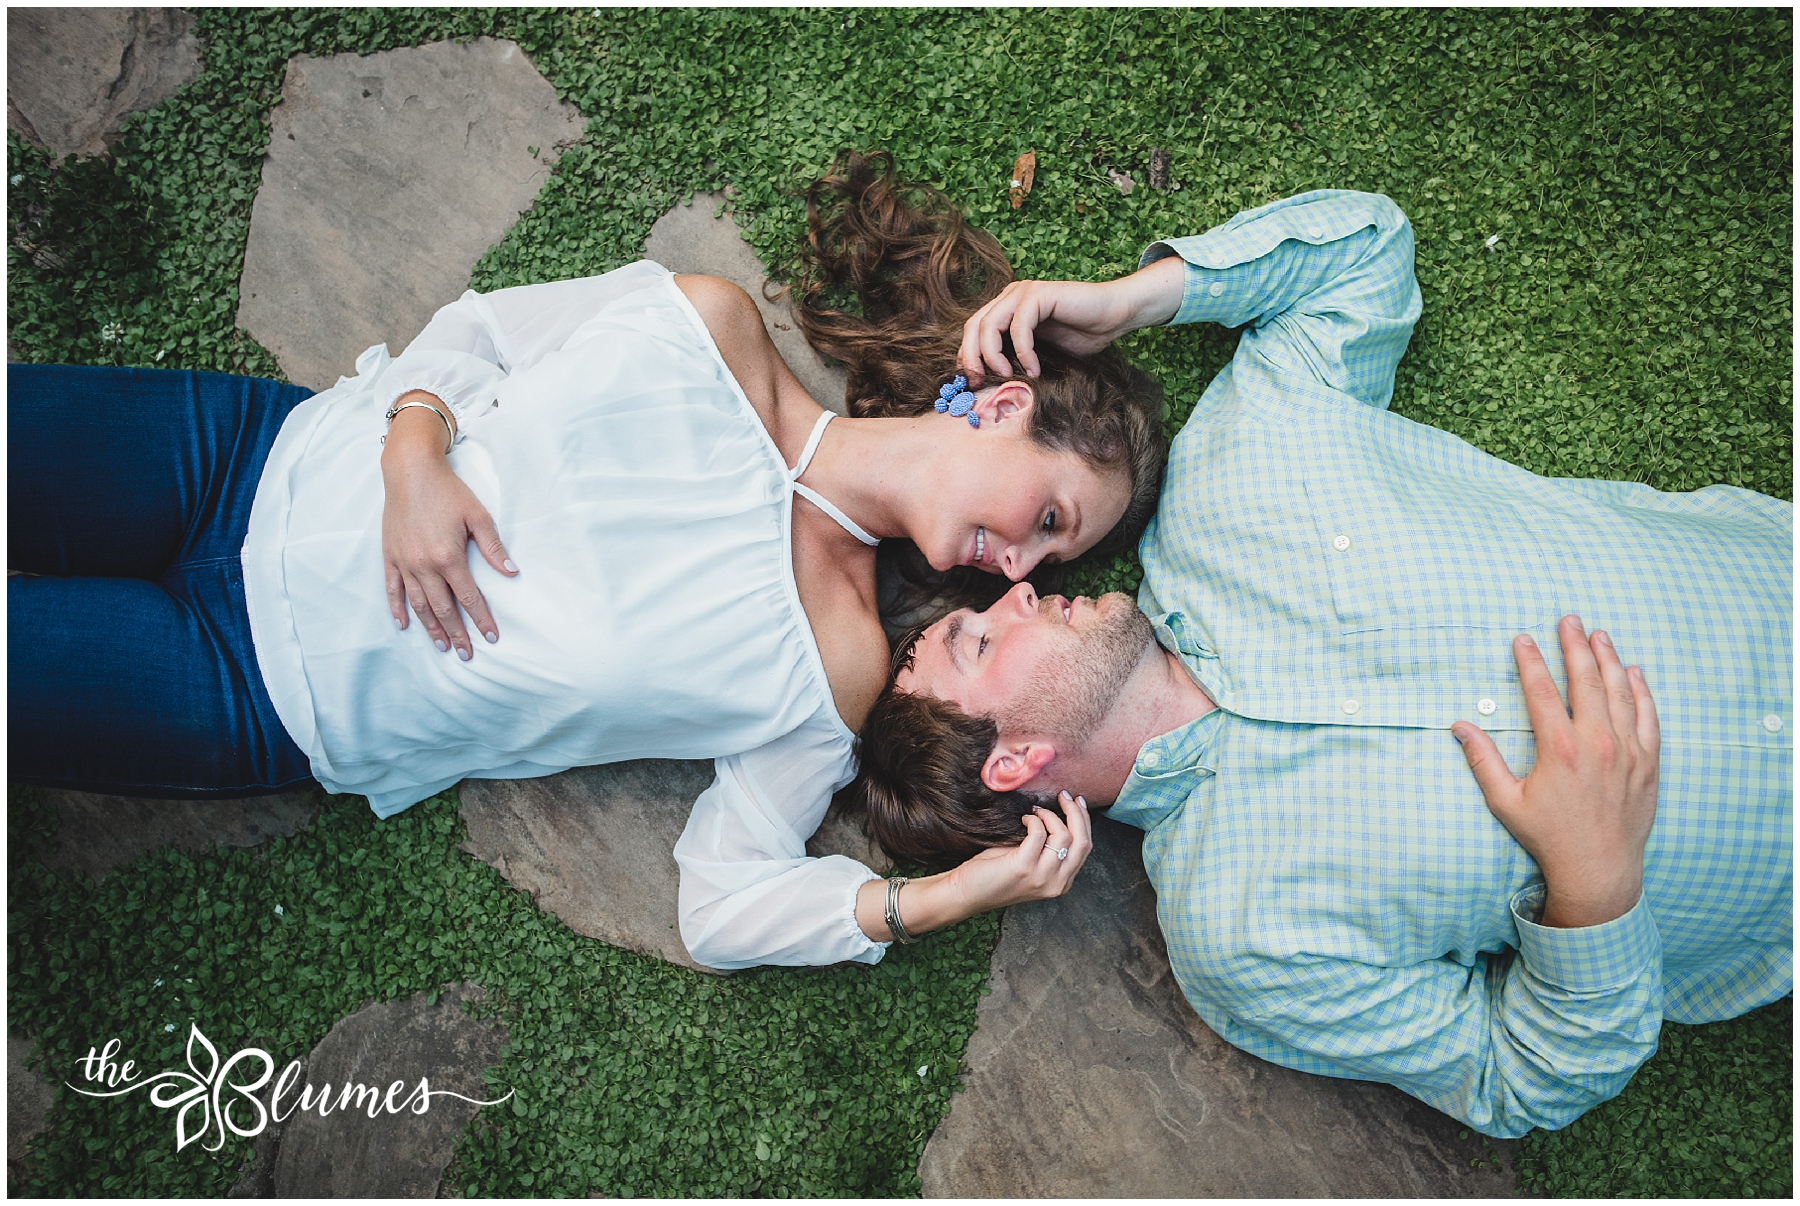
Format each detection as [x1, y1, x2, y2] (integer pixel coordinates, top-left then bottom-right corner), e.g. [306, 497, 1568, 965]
[1452, 616, 1660, 928]
[957, 255, 1186, 384]
[381, 397, 516, 660]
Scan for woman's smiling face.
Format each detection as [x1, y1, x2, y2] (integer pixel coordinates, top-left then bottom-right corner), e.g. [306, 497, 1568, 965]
[920, 415, 1131, 581]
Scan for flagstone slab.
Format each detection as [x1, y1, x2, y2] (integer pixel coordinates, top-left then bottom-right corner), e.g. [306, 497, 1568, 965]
[33, 787, 320, 886]
[227, 982, 508, 1198]
[645, 192, 850, 414]
[917, 814, 1522, 1197]
[7, 1035, 55, 1189]
[236, 38, 586, 392]
[459, 762, 889, 973]
[6, 8, 203, 159]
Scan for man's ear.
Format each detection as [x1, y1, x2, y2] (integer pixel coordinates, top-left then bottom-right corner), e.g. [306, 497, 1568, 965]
[972, 379, 1036, 428]
[980, 739, 1056, 793]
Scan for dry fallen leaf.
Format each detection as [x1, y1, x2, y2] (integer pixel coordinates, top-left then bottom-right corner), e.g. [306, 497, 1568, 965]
[1009, 150, 1036, 209]
[1148, 147, 1170, 191]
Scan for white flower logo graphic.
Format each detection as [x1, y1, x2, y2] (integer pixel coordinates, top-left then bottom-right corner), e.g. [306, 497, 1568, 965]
[69, 1024, 275, 1152]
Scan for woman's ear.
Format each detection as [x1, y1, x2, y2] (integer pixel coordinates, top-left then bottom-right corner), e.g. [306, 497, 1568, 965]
[972, 380, 1036, 428]
[980, 739, 1056, 793]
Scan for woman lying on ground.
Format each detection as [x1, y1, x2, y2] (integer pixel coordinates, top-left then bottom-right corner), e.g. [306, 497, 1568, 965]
[9, 151, 1163, 968]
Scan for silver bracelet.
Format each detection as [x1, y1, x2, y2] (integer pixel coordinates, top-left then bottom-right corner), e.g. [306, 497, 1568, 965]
[381, 398, 455, 454]
[884, 876, 916, 945]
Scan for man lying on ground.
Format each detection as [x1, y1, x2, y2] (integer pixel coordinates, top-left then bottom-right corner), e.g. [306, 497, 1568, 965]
[850, 190, 1792, 1137]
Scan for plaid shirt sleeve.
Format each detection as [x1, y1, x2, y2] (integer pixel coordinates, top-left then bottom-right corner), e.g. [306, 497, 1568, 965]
[1184, 887, 1664, 1137]
[1141, 189, 1423, 409]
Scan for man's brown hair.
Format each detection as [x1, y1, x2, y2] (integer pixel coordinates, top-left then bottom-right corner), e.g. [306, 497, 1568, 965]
[848, 623, 1051, 865]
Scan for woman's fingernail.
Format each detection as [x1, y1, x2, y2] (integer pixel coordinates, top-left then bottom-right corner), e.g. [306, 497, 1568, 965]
[1076, 796, 1087, 809]
[1451, 726, 1467, 744]
[484, 630, 498, 644]
[394, 616, 404, 630]
[457, 646, 471, 662]
[1518, 634, 1536, 648]
[503, 559, 518, 574]
[434, 639, 449, 653]
[1597, 630, 1613, 647]
[1059, 790, 1072, 801]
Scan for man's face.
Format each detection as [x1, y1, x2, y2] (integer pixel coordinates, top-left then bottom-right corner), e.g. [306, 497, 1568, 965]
[897, 583, 1155, 748]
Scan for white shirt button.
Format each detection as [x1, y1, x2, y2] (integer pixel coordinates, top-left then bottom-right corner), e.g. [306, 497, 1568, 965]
[1332, 534, 1351, 551]
[1141, 748, 1163, 769]
[1208, 281, 1224, 297]
[1341, 699, 1361, 715]
[1477, 698, 1497, 716]
[1762, 714, 1783, 733]
[1307, 227, 1324, 239]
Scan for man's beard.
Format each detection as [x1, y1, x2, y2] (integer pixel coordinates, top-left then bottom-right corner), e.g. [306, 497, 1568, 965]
[995, 592, 1155, 748]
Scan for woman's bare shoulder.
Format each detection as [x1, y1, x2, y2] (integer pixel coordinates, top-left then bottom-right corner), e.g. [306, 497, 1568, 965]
[673, 274, 820, 455]
[815, 604, 890, 734]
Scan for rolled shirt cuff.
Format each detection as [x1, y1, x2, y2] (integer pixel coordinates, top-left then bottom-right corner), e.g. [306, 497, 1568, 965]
[1510, 884, 1662, 992]
[1138, 190, 1405, 327]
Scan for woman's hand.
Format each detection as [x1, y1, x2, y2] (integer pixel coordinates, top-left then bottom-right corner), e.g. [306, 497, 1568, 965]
[957, 255, 1187, 384]
[942, 791, 1094, 910]
[854, 792, 1094, 943]
[381, 398, 517, 659]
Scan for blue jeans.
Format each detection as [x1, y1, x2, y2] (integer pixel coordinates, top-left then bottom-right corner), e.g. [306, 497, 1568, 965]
[8, 364, 315, 797]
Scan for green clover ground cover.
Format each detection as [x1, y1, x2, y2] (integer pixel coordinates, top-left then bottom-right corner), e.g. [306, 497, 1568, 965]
[9, 787, 994, 1197]
[7, 6, 1791, 1197]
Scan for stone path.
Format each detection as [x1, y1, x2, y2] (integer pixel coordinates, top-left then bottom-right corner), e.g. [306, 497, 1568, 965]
[7, 1035, 55, 1189]
[8, 27, 1522, 1198]
[7, 8, 203, 159]
[236, 38, 587, 392]
[231, 982, 509, 1198]
[460, 761, 886, 975]
[917, 815, 1520, 1196]
[34, 787, 319, 885]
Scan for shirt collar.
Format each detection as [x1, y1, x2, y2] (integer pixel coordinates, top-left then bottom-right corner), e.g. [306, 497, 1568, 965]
[1105, 705, 1222, 833]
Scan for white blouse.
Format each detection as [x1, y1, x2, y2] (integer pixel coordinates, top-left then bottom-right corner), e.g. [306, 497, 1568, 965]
[240, 261, 887, 969]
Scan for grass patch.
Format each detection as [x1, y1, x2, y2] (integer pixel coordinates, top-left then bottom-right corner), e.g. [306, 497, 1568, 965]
[7, 6, 1790, 1198]
[7, 787, 996, 1196]
[1512, 997, 1792, 1196]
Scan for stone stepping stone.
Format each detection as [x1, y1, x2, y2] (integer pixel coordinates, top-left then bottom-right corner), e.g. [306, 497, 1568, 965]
[30, 788, 320, 886]
[7, 1034, 56, 1189]
[645, 193, 850, 414]
[917, 815, 1521, 1197]
[6, 8, 203, 159]
[230, 981, 508, 1198]
[459, 761, 889, 974]
[236, 38, 586, 392]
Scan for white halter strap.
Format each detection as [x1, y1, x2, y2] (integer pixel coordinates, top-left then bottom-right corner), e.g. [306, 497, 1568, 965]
[790, 411, 878, 547]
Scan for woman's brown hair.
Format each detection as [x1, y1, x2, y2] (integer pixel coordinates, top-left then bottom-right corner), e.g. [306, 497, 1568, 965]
[795, 149, 1165, 588]
[793, 150, 1165, 863]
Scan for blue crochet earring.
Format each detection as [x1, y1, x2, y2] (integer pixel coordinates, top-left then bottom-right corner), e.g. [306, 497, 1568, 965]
[933, 375, 979, 427]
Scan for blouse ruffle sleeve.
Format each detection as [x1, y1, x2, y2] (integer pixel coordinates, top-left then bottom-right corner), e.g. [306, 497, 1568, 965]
[673, 711, 887, 970]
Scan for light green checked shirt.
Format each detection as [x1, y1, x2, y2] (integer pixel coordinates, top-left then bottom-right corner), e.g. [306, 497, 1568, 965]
[1115, 190, 1792, 1138]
